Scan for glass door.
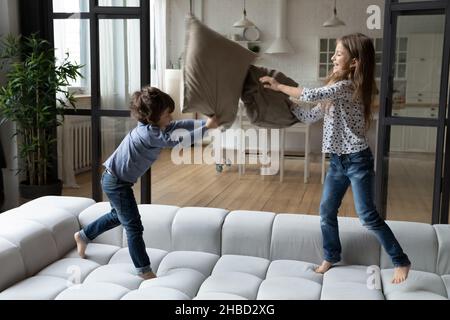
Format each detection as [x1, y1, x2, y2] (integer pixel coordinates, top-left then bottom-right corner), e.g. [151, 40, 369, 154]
[376, 0, 450, 224]
[53, 0, 151, 202]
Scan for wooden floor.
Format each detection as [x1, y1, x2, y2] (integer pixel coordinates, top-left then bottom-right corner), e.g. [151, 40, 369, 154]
[63, 149, 435, 223]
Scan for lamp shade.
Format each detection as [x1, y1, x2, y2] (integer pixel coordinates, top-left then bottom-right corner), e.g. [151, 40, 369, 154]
[323, 0, 345, 27]
[323, 15, 346, 27]
[266, 38, 294, 54]
[233, 15, 255, 28]
[233, 9, 255, 28]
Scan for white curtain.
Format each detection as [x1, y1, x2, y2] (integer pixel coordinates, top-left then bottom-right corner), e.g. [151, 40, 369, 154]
[150, 0, 167, 89]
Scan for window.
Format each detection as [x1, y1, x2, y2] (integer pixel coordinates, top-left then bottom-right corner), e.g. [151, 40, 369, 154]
[319, 38, 336, 78]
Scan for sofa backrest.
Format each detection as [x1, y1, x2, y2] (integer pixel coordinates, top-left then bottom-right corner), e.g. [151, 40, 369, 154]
[434, 224, 450, 275]
[170, 207, 228, 255]
[77, 203, 229, 255]
[380, 220, 438, 273]
[270, 214, 381, 266]
[221, 210, 275, 259]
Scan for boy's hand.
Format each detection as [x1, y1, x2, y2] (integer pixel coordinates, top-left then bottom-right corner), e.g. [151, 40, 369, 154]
[259, 76, 281, 91]
[206, 116, 220, 129]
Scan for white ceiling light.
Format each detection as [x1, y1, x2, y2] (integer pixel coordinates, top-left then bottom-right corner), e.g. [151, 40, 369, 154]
[323, 0, 346, 27]
[266, 0, 294, 54]
[233, 0, 255, 28]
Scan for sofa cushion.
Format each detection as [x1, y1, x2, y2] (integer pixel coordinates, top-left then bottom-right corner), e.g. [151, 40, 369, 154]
[442, 275, 450, 298]
[434, 224, 450, 275]
[78, 202, 123, 247]
[381, 269, 447, 300]
[197, 272, 262, 300]
[37, 258, 100, 284]
[121, 287, 190, 300]
[182, 14, 256, 128]
[380, 221, 438, 273]
[0, 275, 69, 300]
[0, 219, 58, 276]
[266, 260, 323, 285]
[125, 204, 179, 251]
[171, 207, 228, 255]
[83, 263, 145, 290]
[222, 211, 275, 259]
[320, 265, 384, 300]
[19, 196, 95, 217]
[194, 292, 248, 300]
[12, 207, 80, 257]
[258, 260, 322, 300]
[257, 277, 322, 300]
[0, 238, 27, 292]
[212, 254, 270, 280]
[157, 251, 220, 277]
[108, 247, 168, 273]
[139, 268, 206, 298]
[64, 243, 121, 265]
[55, 282, 129, 300]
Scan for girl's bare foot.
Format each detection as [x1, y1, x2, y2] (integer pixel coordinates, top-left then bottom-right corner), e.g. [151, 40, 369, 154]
[74, 232, 87, 259]
[392, 264, 411, 284]
[140, 271, 157, 280]
[315, 260, 333, 274]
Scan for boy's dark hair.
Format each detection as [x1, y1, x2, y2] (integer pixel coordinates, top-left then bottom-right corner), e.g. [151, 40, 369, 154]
[129, 86, 175, 125]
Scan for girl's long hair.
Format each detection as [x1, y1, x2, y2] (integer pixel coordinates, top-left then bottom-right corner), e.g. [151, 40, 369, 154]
[326, 33, 378, 128]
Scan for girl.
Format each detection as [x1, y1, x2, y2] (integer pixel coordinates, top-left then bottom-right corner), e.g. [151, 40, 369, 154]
[74, 86, 219, 280]
[260, 33, 411, 284]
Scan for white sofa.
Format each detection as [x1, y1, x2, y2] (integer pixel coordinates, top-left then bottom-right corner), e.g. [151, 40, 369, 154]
[0, 196, 449, 300]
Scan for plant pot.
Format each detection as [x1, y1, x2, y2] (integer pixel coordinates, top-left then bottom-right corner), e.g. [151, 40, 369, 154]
[19, 179, 63, 200]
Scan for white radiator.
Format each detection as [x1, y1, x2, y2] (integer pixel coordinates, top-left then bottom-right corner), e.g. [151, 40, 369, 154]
[71, 117, 92, 174]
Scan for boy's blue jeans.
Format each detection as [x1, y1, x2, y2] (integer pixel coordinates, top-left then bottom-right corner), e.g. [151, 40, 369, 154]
[79, 170, 152, 275]
[320, 147, 411, 267]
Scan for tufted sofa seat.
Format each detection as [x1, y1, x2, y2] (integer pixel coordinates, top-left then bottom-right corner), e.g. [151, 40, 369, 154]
[0, 196, 449, 300]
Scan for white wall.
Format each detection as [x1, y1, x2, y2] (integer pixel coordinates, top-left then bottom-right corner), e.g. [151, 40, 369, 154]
[0, 0, 20, 211]
[167, 0, 384, 154]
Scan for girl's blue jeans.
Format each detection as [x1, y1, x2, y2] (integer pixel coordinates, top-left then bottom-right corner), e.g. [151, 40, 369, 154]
[320, 147, 411, 267]
[79, 170, 152, 275]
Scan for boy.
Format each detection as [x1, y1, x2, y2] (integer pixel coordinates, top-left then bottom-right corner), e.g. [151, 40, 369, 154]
[74, 86, 219, 279]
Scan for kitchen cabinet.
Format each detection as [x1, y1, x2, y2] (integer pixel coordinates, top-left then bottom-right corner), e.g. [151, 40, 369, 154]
[405, 33, 444, 105]
[390, 106, 437, 153]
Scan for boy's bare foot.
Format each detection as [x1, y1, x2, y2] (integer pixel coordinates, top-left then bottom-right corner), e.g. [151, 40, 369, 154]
[315, 260, 333, 274]
[392, 264, 411, 284]
[140, 271, 157, 280]
[74, 232, 87, 259]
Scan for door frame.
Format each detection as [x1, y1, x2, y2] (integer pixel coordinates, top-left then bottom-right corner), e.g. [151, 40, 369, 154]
[51, 0, 151, 203]
[376, 0, 450, 224]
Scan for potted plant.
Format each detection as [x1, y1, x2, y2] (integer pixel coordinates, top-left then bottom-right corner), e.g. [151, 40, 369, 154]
[0, 33, 83, 200]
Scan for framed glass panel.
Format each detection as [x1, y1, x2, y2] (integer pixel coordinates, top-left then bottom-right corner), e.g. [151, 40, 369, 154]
[53, 0, 89, 12]
[394, 14, 445, 117]
[99, 19, 141, 110]
[53, 19, 91, 96]
[100, 117, 141, 201]
[98, 0, 140, 7]
[387, 125, 437, 223]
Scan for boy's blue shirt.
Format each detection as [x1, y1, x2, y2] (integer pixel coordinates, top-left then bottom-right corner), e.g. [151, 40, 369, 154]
[104, 119, 207, 183]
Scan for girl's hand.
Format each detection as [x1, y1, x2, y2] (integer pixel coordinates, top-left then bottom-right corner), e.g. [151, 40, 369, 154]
[259, 76, 281, 92]
[206, 116, 220, 129]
